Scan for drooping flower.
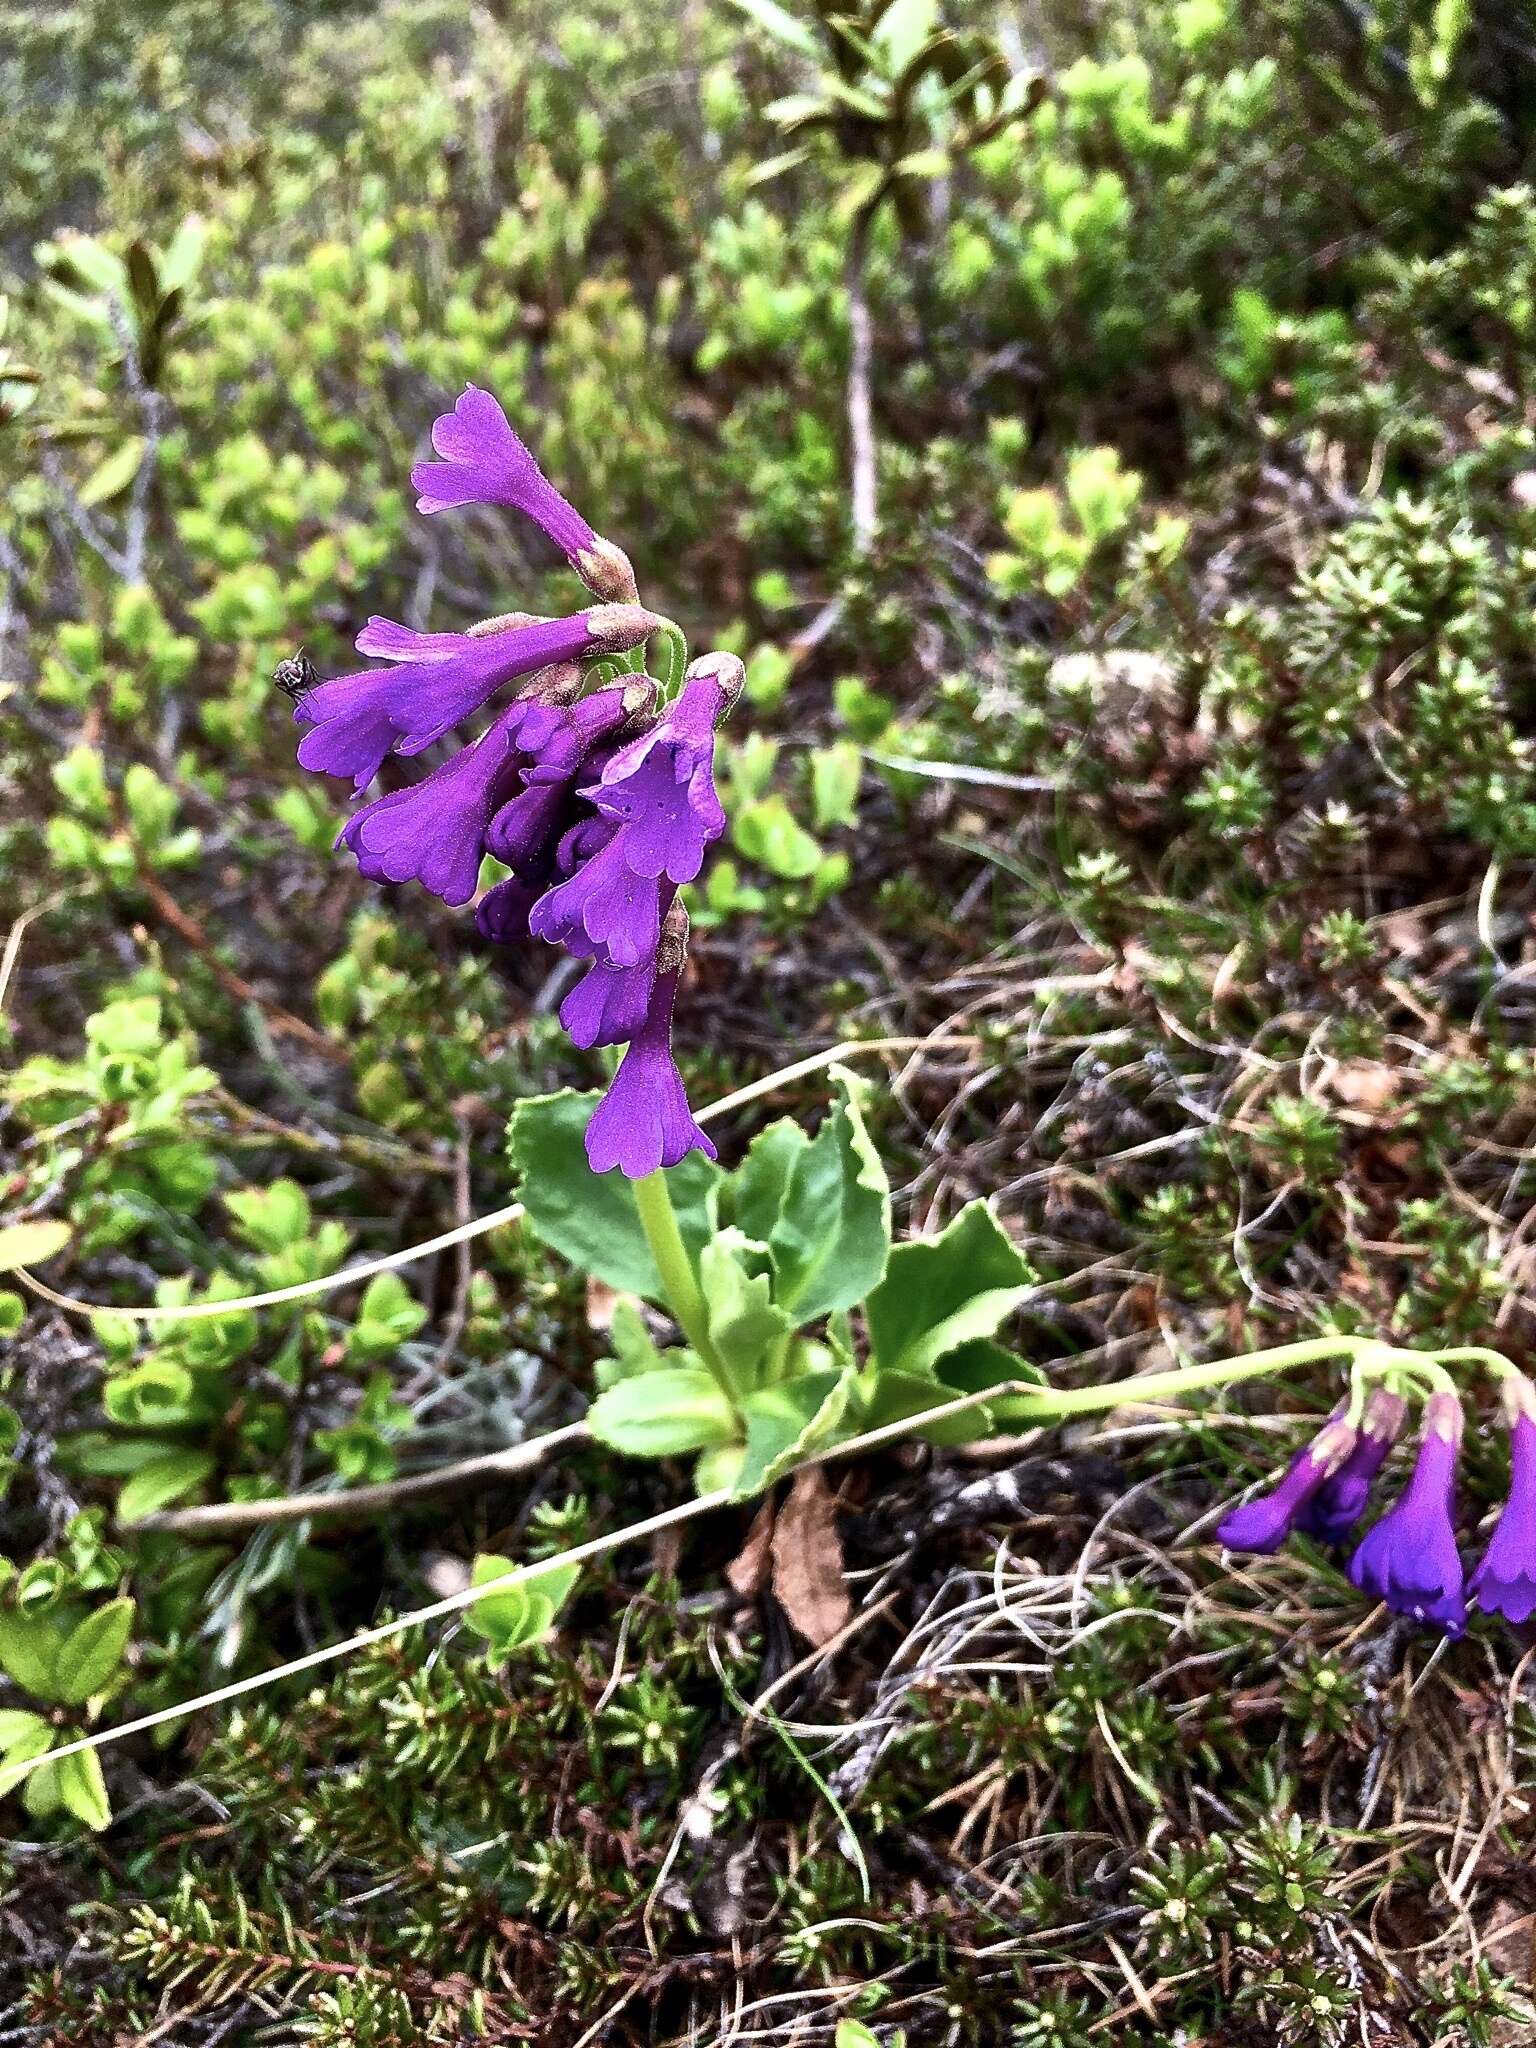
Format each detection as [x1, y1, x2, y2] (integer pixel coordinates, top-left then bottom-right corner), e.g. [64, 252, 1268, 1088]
[582, 655, 740, 884]
[1216, 1408, 1357, 1554]
[291, 386, 733, 1179]
[528, 828, 671, 967]
[473, 876, 540, 947]
[584, 958, 716, 1178]
[1348, 1390, 1466, 1634]
[411, 385, 637, 604]
[483, 682, 652, 873]
[336, 700, 528, 907]
[559, 952, 658, 1050]
[296, 607, 656, 790]
[1295, 1387, 1405, 1547]
[1470, 1373, 1536, 1624]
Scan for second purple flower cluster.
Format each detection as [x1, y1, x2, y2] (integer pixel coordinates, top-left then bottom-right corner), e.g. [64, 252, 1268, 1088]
[1217, 1373, 1536, 1636]
[289, 386, 741, 1180]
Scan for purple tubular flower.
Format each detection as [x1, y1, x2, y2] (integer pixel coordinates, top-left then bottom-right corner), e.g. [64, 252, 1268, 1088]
[560, 954, 658, 1049]
[528, 830, 668, 967]
[1217, 1409, 1357, 1554]
[337, 702, 525, 907]
[1296, 1387, 1405, 1547]
[584, 657, 739, 883]
[584, 968, 716, 1178]
[1348, 1390, 1466, 1634]
[474, 877, 540, 946]
[296, 607, 656, 791]
[411, 386, 637, 603]
[1470, 1374, 1536, 1624]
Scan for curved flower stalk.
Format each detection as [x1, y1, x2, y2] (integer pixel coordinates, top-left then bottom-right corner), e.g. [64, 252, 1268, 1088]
[291, 385, 738, 1176]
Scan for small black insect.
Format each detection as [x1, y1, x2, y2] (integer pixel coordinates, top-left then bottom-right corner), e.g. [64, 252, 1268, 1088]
[271, 650, 318, 706]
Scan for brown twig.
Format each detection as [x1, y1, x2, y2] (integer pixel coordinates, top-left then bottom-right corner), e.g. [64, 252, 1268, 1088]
[135, 865, 347, 1065]
[129, 1421, 593, 1536]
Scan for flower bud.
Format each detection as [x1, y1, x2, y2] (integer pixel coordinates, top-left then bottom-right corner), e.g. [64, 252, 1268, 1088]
[576, 535, 640, 605]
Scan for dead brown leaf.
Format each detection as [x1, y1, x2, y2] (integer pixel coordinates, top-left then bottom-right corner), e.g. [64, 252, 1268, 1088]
[770, 1467, 851, 1648]
[726, 1497, 776, 1599]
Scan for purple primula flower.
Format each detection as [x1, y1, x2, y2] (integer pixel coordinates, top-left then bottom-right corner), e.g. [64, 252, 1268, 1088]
[1296, 1387, 1405, 1547]
[584, 965, 716, 1178]
[289, 388, 739, 1180]
[474, 877, 540, 947]
[1349, 1390, 1466, 1634]
[584, 656, 740, 883]
[411, 385, 638, 604]
[1217, 1408, 1357, 1554]
[297, 606, 655, 791]
[528, 829, 670, 967]
[1470, 1373, 1536, 1624]
[560, 953, 658, 1050]
[337, 701, 526, 908]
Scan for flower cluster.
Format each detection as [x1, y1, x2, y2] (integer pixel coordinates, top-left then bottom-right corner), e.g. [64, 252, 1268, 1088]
[291, 386, 741, 1179]
[1217, 1372, 1536, 1638]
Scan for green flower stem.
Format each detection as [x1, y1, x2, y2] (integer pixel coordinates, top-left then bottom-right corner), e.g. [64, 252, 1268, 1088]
[631, 1169, 731, 1392]
[1432, 1345, 1525, 1383]
[1011, 1334, 1444, 1423]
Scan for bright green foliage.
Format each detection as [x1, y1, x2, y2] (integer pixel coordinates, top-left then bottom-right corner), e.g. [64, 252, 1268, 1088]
[3, 0, 1536, 2032]
[512, 1070, 1039, 1492]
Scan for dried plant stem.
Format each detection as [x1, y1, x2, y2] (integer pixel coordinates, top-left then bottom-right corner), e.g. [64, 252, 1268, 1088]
[131, 1423, 593, 1535]
[845, 203, 878, 556]
[14, 1036, 976, 1323]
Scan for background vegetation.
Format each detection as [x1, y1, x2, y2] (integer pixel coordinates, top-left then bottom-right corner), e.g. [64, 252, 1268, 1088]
[4, 0, 1536, 2039]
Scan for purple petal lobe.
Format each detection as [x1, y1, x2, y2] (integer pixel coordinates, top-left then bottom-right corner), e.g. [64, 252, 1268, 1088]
[560, 955, 658, 1049]
[583, 970, 716, 1178]
[1348, 1394, 1466, 1636]
[1471, 1392, 1536, 1624]
[336, 703, 523, 906]
[295, 614, 598, 789]
[410, 385, 598, 563]
[585, 674, 730, 883]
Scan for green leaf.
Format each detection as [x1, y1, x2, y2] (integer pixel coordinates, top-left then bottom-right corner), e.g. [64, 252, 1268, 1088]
[700, 1231, 793, 1383]
[116, 1449, 216, 1525]
[0, 1708, 49, 1758]
[508, 1090, 720, 1300]
[53, 1599, 133, 1706]
[859, 1368, 996, 1445]
[0, 1609, 58, 1698]
[464, 1554, 579, 1656]
[596, 1297, 670, 1390]
[158, 214, 207, 294]
[730, 1119, 810, 1242]
[734, 795, 823, 879]
[938, 1337, 1044, 1408]
[866, 1199, 1036, 1377]
[726, 0, 821, 58]
[730, 1365, 857, 1499]
[871, 0, 940, 73]
[56, 1744, 111, 1830]
[23, 1755, 61, 1817]
[0, 1220, 72, 1272]
[588, 1367, 739, 1457]
[0, 1719, 53, 1799]
[226, 1178, 312, 1254]
[78, 437, 147, 508]
[809, 742, 862, 830]
[767, 1067, 891, 1325]
[346, 1271, 428, 1362]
